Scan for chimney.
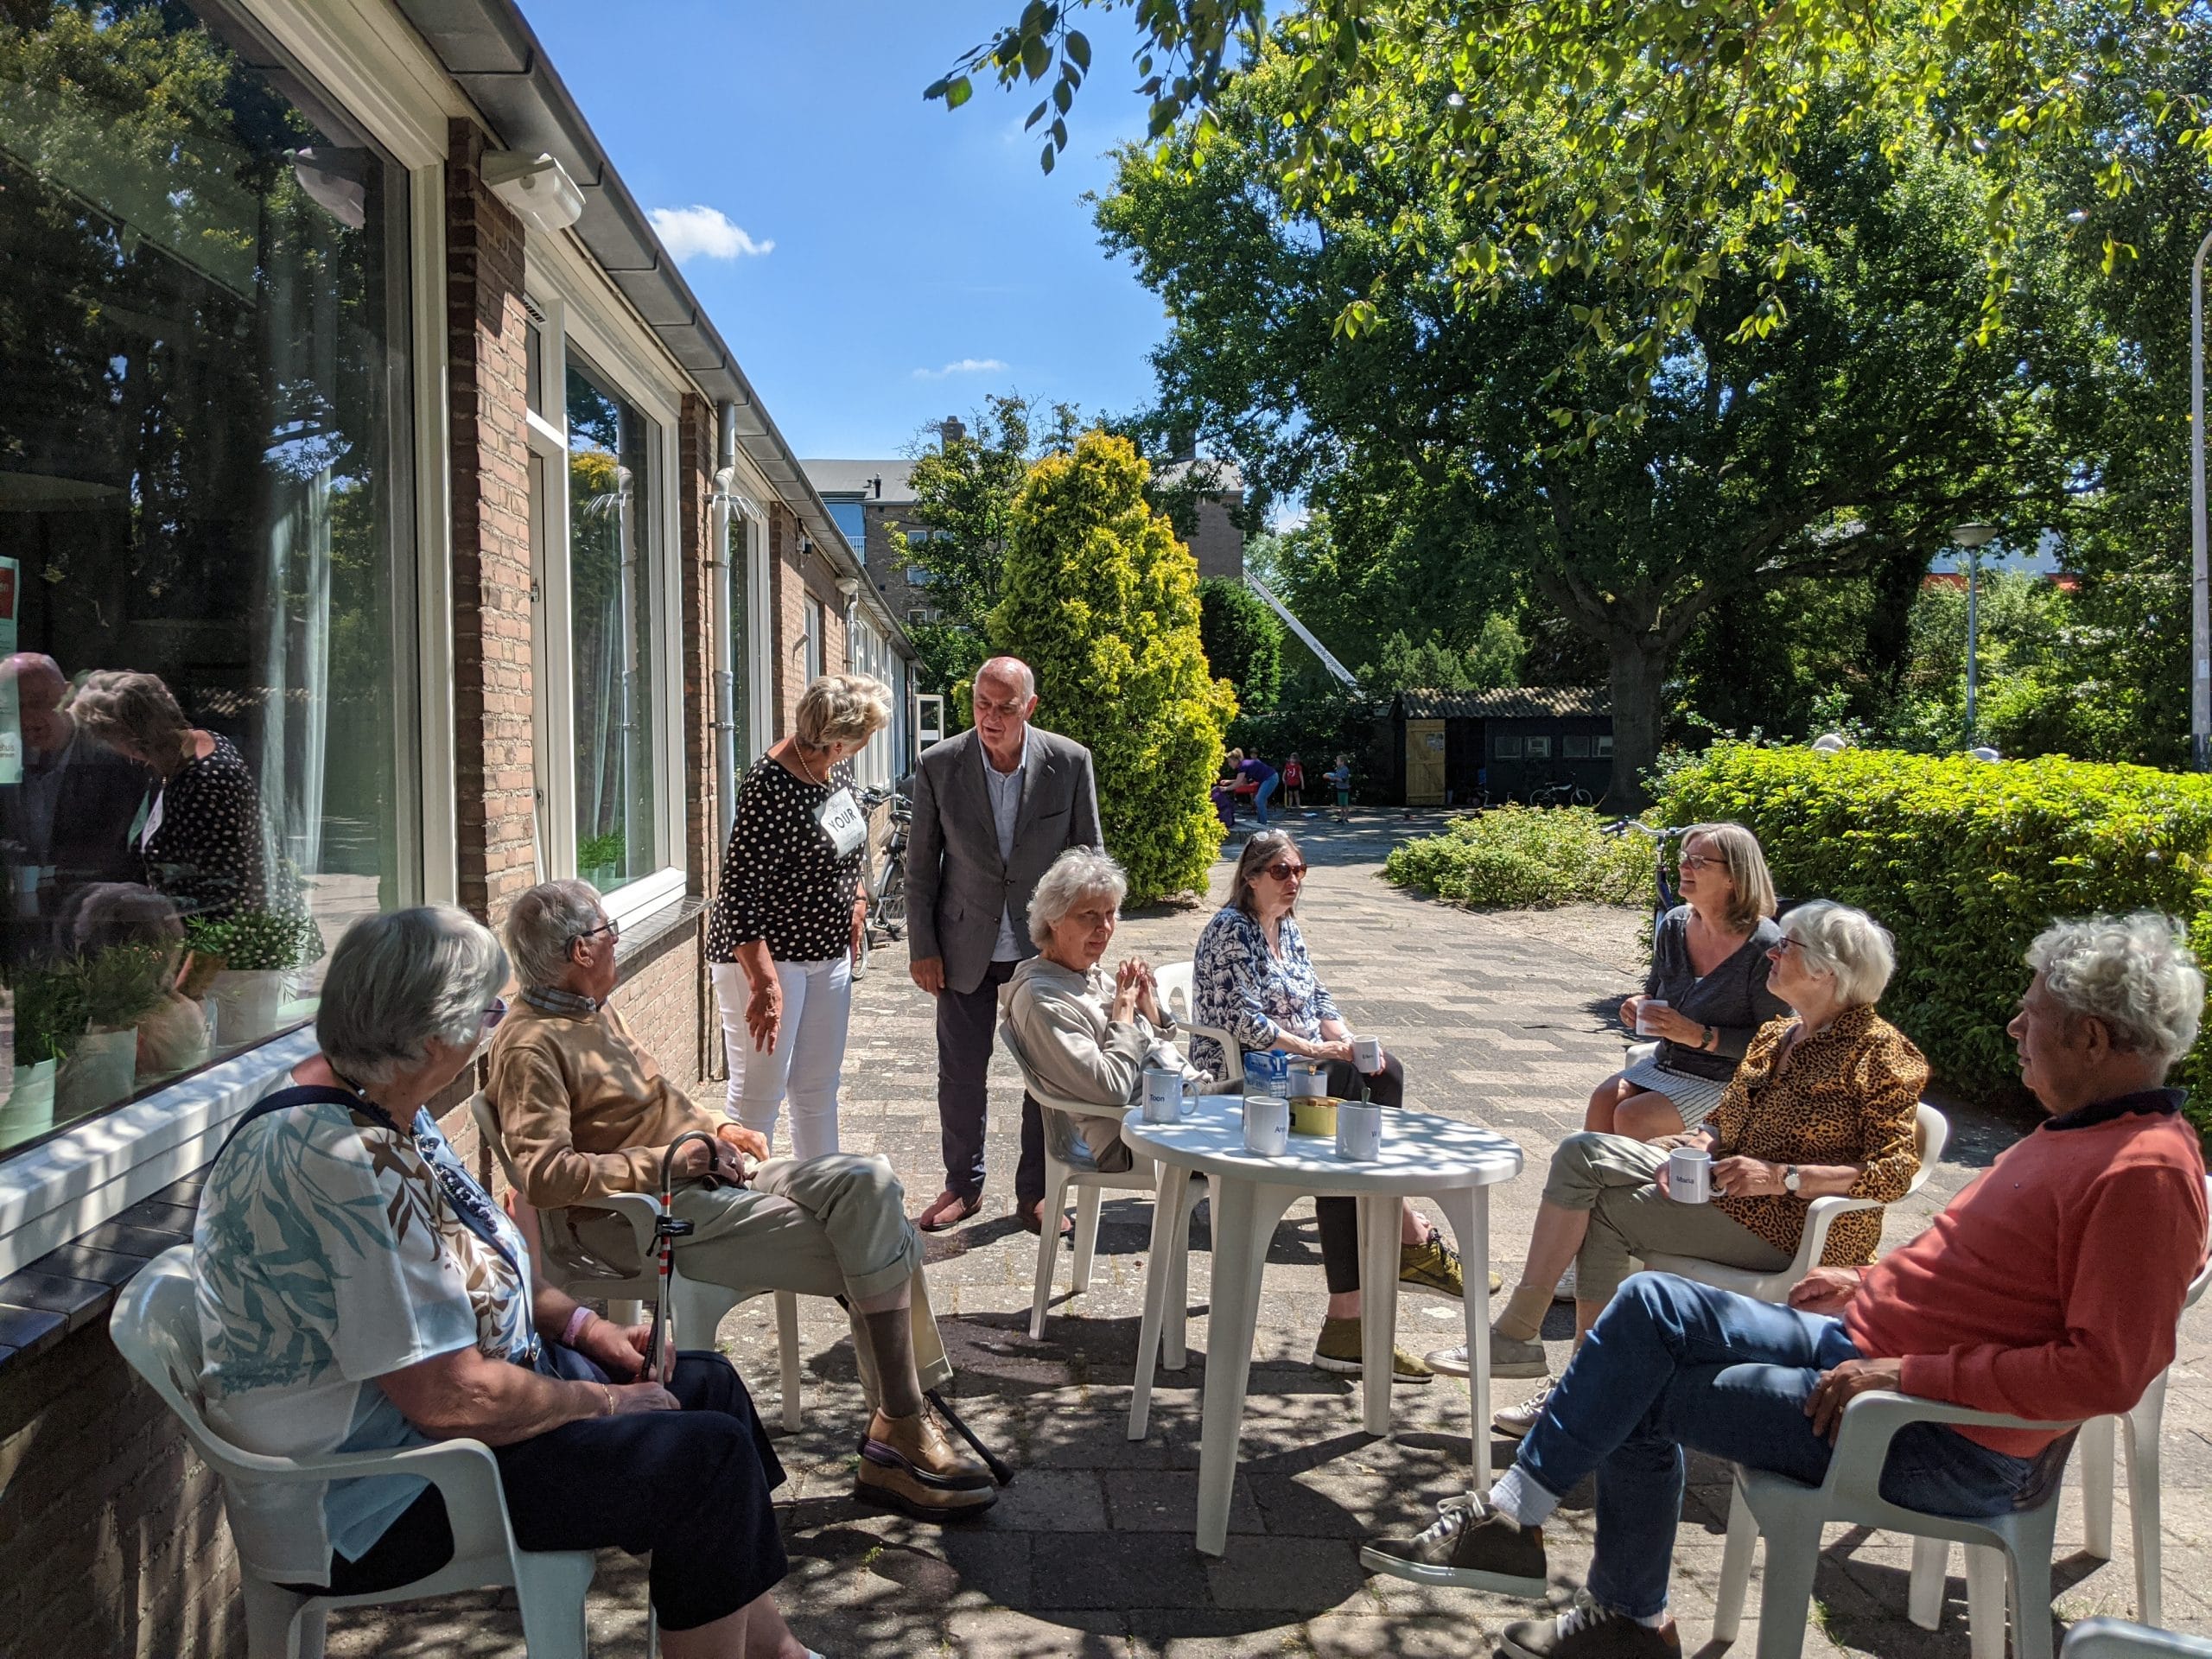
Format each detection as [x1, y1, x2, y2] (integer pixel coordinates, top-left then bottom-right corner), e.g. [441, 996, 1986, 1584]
[1170, 430, 1198, 463]
[938, 416, 967, 449]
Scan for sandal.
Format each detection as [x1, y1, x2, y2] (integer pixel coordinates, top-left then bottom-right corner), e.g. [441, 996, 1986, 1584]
[1017, 1201, 1074, 1239]
[917, 1190, 983, 1233]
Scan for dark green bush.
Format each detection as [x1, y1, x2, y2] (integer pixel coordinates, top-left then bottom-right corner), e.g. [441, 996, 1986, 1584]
[1656, 742, 2212, 1128]
[1384, 805, 1652, 908]
[1225, 688, 1390, 804]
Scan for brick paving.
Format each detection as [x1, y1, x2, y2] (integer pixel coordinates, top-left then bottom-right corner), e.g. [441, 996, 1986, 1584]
[327, 810, 2212, 1657]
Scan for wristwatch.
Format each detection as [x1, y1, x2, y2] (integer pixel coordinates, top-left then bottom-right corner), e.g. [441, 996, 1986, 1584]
[1782, 1165, 1802, 1194]
[1700, 1025, 1719, 1052]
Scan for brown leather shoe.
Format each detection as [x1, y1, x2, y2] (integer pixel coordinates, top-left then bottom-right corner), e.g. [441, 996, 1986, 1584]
[916, 1190, 982, 1233]
[855, 1408, 998, 1521]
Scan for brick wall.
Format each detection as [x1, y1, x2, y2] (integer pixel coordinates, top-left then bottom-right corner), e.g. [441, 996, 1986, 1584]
[0, 1309, 242, 1659]
[607, 925, 702, 1088]
[446, 118, 538, 928]
[769, 504, 804, 739]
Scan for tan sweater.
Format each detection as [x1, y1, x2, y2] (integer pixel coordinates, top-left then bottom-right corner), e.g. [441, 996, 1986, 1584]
[486, 997, 718, 1207]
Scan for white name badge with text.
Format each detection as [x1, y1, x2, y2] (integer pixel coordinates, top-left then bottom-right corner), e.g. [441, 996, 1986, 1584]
[815, 787, 867, 858]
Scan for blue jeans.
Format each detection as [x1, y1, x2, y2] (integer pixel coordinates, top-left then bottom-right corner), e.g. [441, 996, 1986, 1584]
[1516, 1274, 2049, 1619]
[1253, 773, 1279, 823]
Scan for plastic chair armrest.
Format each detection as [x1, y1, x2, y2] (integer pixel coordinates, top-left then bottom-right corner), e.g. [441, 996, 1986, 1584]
[587, 1191, 666, 1257]
[2065, 1617, 2212, 1658]
[1823, 1389, 2076, 1509]
[1789, 1194, 1880, 1274]
[1180, 1020, 1243, 1078]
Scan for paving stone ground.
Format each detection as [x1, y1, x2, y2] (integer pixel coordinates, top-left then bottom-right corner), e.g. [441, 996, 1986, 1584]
[327, 810, 2212, 1657]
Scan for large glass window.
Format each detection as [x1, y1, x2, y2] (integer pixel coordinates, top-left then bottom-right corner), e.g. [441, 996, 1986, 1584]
[565, 359, 659, 893]
[0, 3, 411, 1155]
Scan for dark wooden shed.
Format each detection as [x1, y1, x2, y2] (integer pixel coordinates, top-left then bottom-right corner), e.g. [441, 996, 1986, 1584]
[1390, 687, 1615, 806]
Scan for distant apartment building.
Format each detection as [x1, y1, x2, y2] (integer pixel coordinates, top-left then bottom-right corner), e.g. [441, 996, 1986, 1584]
[805, 423, 1248, 639]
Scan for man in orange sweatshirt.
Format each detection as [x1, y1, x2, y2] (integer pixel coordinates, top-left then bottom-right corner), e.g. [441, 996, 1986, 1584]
[1362, 912, 2209, 1659]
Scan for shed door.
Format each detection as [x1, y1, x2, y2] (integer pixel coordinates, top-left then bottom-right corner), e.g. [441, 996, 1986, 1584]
[1405, 719, 1447, 805]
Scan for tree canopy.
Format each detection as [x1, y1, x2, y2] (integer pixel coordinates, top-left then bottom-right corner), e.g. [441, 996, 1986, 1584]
[932, 0, 2208, 435]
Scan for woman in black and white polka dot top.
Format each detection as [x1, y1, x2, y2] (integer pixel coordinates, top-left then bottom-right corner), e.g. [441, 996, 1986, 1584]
[70, 670, 279, 925]
[707, 673, 893, 1161]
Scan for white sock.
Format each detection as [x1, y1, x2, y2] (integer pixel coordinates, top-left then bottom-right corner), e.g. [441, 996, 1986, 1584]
[1632, 1610, 1668, 1629]
[1486, 1465, 1560, 1529]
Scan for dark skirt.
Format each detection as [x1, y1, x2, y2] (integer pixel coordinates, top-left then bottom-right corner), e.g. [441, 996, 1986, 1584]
[289, 1351, 788, 1631]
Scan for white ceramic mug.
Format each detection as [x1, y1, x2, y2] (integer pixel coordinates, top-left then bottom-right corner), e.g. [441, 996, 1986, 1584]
[1287, 1059, 1327, 1098]
[1350, 1034, 1384, 1073]
[1668, 1145, 1712, 1204]
[1141, 1065, 1183, 1124]
[1243, 1095, 1291, 1157]
[1636, 998, 1669, 1038]
[1336, 1102, 1382, 1161]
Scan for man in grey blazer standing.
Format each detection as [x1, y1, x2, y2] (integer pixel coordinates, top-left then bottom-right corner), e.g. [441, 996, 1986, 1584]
[906, 655, 1103, 1234]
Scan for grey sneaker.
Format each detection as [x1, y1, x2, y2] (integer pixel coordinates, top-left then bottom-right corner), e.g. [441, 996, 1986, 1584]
[1554, 1262, 1579, 1302]
[1495, 1377, 1559, 1439]
[1425, 1343, 1469, 1377]
[1360, 1493, 1548, 1596]
[1502, 1587, 1681, 1657]
[1489, 1328, 1551, 1379]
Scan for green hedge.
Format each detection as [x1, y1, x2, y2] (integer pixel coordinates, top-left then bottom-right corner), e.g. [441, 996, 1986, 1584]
[1383, 805, 1653, 909]
[1656, 743, 2212, 1124]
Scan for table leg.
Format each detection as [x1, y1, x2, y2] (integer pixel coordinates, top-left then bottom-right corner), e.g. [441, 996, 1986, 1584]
[1433, 1185, 1493, 1490]
[1128, 1163, 1191, 1442]
[1195, 1177, 1296, 1557]
[1359, 1194, 1401, 1436]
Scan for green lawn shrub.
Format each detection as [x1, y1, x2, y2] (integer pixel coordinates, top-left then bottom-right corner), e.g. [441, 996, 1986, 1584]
[1656, 742, 2212, 1129]
[1383, 805, 1653, 909]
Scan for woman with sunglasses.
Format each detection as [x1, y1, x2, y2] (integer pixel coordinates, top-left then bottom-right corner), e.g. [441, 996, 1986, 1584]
[1461, 899, 1924, 1439]
[194, 908, 814, 1658]
[1589, 822, 1789, 1142]
[1192, 830, 1469, 1383]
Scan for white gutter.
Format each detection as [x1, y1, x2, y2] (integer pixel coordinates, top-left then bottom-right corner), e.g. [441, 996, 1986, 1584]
[1243, 572, 1361, 690]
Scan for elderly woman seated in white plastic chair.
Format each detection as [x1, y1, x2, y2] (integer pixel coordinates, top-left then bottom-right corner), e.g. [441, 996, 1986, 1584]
[1001, 849, 1230, 1192]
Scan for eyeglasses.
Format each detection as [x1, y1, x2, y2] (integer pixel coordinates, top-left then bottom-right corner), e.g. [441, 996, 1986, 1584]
[973, 696, 1029, 719]
[571, 918, 620, 951]
[480, 997, 509, 1033]
[1265, 861, 1309, 882]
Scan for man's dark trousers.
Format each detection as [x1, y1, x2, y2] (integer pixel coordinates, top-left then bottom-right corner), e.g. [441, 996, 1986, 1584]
[937, 959, 1047, 1206]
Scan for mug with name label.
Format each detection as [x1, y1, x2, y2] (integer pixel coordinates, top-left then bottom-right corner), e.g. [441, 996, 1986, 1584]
[1350, 1034, 1384, 1073]
[1335, 1102, 1382, 1161]
[1667, 1145, 1712, 1204]
[1243, 1095, 1291, 1157]
[1141, 1065, 1184, 1124]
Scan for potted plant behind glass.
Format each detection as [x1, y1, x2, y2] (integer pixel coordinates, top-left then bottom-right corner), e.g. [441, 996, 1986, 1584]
[578, 830, 624, 893]
[1, 961, 89, 1147]
[57, 943, 171, 1120]
[194, 909, 324, 1050]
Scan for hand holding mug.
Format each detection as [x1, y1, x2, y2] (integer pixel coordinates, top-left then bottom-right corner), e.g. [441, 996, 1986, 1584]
[1640, 1004, 1707, 1046]
[1350, 1034, 1385, 1073]
[1711, 1156, 1782, 1198]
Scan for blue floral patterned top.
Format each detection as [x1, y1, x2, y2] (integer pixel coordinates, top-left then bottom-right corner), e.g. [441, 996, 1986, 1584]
[1190, 905, 1342, 1077]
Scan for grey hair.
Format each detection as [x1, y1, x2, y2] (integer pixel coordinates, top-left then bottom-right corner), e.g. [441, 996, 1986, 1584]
[1780, 899, 1896, 1010]
[1027, 847, 1128, 945]
[317, 906, 508, 1086]
[504, 880, 606, 990]
[796, 672, 893, 749]
[2027, 912, 2204, 1062]
[976, 655, 1036, 701]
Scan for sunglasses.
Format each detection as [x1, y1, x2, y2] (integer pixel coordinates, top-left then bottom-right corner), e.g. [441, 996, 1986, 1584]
[1264, 861, 1309, 882]
[1679, 854, 1722, 872]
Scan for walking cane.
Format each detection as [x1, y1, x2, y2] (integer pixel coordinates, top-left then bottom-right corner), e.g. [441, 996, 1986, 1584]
[645, 1130, 719, 1386]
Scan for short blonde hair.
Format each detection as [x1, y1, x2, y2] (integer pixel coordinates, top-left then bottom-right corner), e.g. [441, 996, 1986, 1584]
[796, 673, 892, 749]
[70, 670, 192, 758]
[1780, 899, 1896, 1009]
[1682, 822, 1777, 932]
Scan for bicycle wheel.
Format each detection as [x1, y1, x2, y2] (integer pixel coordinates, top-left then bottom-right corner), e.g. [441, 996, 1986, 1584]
[1571, 787, 1593, 808]
[879, 866, 906, 938]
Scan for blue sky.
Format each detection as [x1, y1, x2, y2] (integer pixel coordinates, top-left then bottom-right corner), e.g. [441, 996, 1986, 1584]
[516, 0, 1173, 461]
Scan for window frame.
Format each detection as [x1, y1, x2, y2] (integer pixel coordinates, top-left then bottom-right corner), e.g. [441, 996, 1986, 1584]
[1525, 734, 1554, 760]
[1493, 734, 1522, 760]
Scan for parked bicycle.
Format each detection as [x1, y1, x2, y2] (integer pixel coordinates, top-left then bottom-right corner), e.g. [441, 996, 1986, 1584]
[1529, 775, 1595, 809]
[853, 782, 912, 978]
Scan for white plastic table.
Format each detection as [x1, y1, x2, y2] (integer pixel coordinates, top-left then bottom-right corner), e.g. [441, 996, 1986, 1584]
[1121, 1097, 1524, 1555]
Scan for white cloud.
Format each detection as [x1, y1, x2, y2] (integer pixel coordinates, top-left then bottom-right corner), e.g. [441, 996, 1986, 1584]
[648, 205, 774, 262]
[913, 358, 1010, 380]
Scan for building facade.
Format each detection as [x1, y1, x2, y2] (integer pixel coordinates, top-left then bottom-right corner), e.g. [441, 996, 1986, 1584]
[0, 3, 909, 1651]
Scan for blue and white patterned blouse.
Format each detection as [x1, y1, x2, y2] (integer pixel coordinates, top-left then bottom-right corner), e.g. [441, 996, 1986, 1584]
[1189, 905, 1342, 1077]
[194, 1094, 535, 1580]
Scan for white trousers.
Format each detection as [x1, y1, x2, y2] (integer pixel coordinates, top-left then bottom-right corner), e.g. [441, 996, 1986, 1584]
[712, 957, 851, 1162]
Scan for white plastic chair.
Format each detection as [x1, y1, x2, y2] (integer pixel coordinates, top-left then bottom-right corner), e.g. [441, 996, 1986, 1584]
[1154, 960, 1245, 1081]
[469, 1094, 804, 1432]
[1712, 1389, 2081, 1659]
[1926, 1173, 2212, 1633]
[112, 1247, 599, 1659]
[1000, 1019, 1210, 1347]
[1640, 1103, 1949, 1303]
[2065, 1618, 2212, 1657]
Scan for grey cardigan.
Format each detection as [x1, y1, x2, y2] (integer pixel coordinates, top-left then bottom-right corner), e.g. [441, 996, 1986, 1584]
[1646, 906, 1789, 1081]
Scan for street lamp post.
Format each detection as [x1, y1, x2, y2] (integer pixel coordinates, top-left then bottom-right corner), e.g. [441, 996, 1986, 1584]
[2192, 229, 2212, 769]
[1953, 522, 1999, 748]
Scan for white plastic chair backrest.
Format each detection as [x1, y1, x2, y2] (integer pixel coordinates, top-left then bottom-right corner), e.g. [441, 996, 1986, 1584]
[1905, 1103, 1948, 1197]
[110, 1247, 264, 1482]
[1155, 961, 1198, 1025]
[468, 1091, 526, 1192]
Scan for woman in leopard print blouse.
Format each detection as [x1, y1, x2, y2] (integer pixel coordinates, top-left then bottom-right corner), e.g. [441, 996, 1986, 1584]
[1479, 899, 1926, 1412]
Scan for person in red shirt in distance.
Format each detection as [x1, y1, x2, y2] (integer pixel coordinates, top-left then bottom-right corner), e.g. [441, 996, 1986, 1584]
[1361, 912, 2210, 1659]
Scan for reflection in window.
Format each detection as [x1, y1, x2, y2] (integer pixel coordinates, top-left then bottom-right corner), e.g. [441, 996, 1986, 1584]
[0, 3, 409, 1154]
[566, 360, 658, 893]
[804, 596, 825, 686]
